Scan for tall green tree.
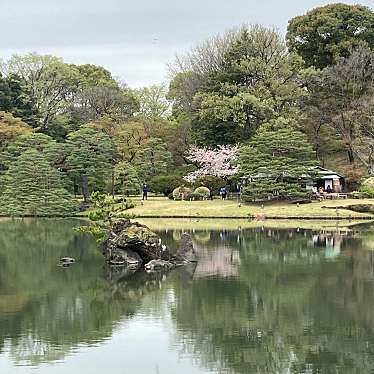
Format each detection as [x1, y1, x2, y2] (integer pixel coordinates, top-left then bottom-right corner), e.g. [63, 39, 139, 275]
[170, 25, 306, 146]
[238, 127, 317, 200]
[0, 149, 77, 216]
[74, 64, 117, 88]
[133, 137, 172, 182]
[1, 53, 80, 131]
[287, 3, 374, 69]
[0, 133, 65, 171]
[0, 73, 38, 125]
[114, 161, 140, 196]
[133, 84, 171, 121]
[65, 128, 117, 201]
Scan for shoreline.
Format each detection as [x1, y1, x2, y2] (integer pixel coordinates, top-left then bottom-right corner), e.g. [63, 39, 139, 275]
[132, 215, 373, 220]
[0, 214, 372, 220]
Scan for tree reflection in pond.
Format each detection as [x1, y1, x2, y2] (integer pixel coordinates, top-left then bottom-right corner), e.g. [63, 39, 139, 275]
[169, 227, 374, 374]
[0, 219, 142, 365]
[1, 219, 374, 373]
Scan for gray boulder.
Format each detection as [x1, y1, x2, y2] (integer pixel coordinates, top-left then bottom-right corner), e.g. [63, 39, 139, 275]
[145, 259, 176, 272]
[102, 219, 197, 272]
[102, 219, 168, 267]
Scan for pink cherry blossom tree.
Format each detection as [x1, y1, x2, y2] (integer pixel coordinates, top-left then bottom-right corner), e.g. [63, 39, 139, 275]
[184, 145, 239, 182]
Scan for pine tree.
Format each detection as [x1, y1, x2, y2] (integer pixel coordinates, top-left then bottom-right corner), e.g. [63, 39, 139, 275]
[238, 127, 317, 201]
[0, 149, 78, 216]
[133, 137, 172, 182]
[114, 161, 140, 196]
[65, 127, 117, 201]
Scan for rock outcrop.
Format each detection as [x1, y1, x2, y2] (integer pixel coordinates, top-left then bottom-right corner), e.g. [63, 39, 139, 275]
[101, 219, 196, 271]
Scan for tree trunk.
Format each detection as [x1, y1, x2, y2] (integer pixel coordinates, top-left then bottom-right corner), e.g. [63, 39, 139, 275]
[81, 174, 90, 202]
[73, 176, 79, 198]
[111, 167, 115, 198]
[368, 145, 374, 176]
[347, 146, 355, 164]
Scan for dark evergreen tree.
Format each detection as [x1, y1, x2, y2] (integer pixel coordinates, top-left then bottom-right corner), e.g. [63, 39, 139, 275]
[114, 161, 140, 196]
[0, 149, 77, 216]
[133, 137, 172, 182]
[65, 127, 117, 201]
[0, 73, 38, 126]
[238, 127, 317, 201]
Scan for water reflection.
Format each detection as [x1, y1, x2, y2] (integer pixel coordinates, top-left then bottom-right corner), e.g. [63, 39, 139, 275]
[1, 219, 374, 373]
[166, 226, 374, 374]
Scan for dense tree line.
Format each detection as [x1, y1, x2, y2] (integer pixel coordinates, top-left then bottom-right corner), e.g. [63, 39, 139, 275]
[168, 3, 374, 194]
[1, 2, 374, 214]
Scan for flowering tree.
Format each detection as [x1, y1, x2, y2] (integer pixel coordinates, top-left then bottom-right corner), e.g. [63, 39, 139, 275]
[184, 145, 239, 182]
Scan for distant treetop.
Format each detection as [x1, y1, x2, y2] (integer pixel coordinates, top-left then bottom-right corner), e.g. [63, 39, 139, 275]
[287, 3, 374, 69]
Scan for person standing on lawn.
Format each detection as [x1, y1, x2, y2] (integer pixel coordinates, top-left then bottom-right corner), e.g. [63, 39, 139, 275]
[220, 186, 227, 200]
[142, 184, 149, 200]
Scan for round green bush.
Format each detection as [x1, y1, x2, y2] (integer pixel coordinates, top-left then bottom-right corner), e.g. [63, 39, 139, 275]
[172, 186, 192, 200]
[194, 186, 210, 198]
[185, 192, 204, 201]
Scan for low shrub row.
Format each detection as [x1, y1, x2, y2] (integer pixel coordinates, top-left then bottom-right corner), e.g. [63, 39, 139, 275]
[170, 186, 211, 201]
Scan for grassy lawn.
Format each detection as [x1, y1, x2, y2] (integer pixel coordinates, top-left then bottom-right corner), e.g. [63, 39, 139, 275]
[125, 196, 374, 219]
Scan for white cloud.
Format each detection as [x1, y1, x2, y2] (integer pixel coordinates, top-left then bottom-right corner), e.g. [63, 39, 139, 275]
[1, 0, 373, 86]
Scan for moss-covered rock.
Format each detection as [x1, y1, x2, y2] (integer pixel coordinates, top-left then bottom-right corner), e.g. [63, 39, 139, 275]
[103, 219, 168, 265]
[102, 219, 197, 271]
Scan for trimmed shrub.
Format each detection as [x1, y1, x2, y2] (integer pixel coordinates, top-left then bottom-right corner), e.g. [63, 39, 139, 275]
[172, 186, 192, 200]
[185, 192, 204, 201]
[194, 186, 210, 198]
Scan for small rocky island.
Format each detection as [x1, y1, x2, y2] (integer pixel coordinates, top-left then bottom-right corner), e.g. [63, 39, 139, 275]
[101, 219, 197, 271]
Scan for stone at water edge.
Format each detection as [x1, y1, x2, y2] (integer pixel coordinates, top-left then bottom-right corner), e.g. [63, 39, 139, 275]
[102, 219, 168, 267]
[145, 233, 198, 272]
[102, 219, 198, 271]
[109, 248, 143, 267]
[145, 260, 176, 272]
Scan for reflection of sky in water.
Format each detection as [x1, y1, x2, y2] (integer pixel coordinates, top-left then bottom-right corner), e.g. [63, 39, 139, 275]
[0, 316, 212, 374]
[2, 219, 374, 373]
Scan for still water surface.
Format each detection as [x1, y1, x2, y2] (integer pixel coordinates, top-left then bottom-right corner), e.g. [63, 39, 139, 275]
[1, 219, 374, 373]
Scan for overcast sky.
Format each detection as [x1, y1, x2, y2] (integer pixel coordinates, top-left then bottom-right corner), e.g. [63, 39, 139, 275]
[0, 0, 373, 87]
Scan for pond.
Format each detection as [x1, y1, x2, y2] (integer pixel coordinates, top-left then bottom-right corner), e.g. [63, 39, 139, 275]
[1, 218, 374, 373]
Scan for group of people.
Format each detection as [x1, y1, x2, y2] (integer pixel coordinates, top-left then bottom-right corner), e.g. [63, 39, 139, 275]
[313, 185, 333, 195]
[219, 186, 228, 200]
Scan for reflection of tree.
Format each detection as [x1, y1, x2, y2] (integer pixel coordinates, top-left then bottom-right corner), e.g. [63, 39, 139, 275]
[168, 228, 374, 374]
[0, 219, 143, 365]
[3, 221, 374, 373]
